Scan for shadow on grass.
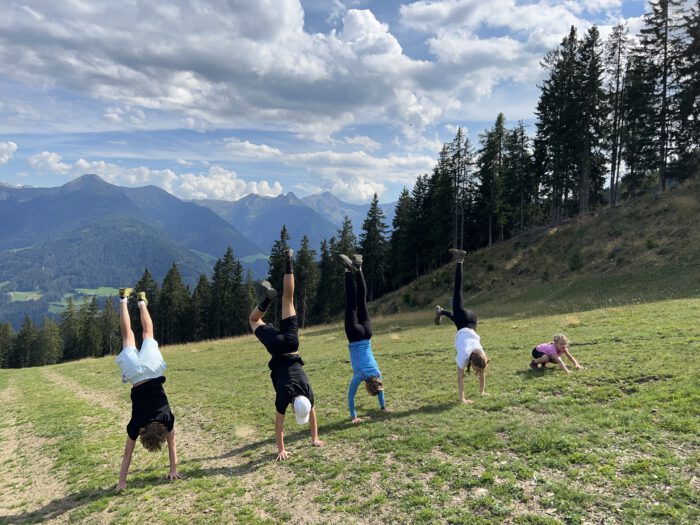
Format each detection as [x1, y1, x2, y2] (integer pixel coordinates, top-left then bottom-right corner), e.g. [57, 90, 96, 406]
[0, 474, 167, 525]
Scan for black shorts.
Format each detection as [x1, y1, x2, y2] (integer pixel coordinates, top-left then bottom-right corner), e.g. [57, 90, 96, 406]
[255, 316, 299, 356]
[532, 348, 545, 359]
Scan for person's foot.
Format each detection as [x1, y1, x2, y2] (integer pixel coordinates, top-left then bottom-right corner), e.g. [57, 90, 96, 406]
[434, 305, 442, 325]
[119, 287, 133, 299]
[285, 248, 294, 260]
[449, 248, 467, 263]
[339, 254, 355, 271]
[352, 254, 363, 270]
[137, 291, 148, 305]
[530, 360, 538, 370]
[259, 280, 278, 301]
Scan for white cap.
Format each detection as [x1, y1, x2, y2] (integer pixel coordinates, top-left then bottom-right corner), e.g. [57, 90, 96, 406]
[293, 396, 311, 425]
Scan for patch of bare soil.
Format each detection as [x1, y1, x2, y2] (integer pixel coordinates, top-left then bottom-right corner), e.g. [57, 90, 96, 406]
[0, 381, 68, 521]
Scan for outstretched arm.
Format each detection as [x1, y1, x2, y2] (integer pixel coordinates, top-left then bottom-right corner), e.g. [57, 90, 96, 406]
[165, 429, 183, 480]
[457, 367, 472, 404]
[116, 437, 136, 493]
[309, 407, 325, 447]
[478, 369, 486, 396]
[552, 355, 571, 373]
[563, 348, 582, 369]
[348, 375, 362, 423]
[275, 412, 288, 461]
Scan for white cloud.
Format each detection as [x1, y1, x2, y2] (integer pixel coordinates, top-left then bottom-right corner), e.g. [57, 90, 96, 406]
[0, 141, 17, 164]
[28, 151, 71, 173]
[223, 138, 284, 159]
[176, 158, 193, 167]
[343, 134, 381, 151]
[24, 150, 283, 200]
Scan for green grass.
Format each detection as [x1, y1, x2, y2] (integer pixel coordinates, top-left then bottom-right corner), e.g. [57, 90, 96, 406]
[74, 287, 120, 297]
[1, 297, 698, 524]
[7, 291, 43, 302]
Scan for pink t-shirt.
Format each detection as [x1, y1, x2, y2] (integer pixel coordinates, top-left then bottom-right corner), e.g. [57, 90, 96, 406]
[536, 343, 563, 357]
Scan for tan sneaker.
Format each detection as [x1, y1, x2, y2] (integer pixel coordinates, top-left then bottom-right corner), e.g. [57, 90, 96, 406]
[137, 291, 148, 305]
[119, 287, 133, 299]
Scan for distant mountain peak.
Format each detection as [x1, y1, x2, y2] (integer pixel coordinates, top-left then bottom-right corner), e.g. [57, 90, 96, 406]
[61, 173, 115, 192]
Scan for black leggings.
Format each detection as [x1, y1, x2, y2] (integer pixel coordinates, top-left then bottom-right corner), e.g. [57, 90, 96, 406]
[345, 270, 372, 343]
[440, 262, 477, 330]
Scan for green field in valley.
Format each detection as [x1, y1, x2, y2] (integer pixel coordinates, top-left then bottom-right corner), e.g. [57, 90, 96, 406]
[1, 297, 698, 524]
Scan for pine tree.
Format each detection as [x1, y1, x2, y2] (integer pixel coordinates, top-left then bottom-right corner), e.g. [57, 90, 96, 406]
[605, 23, 631, 205]
[60, 296, 80, 361]
[476, 113, 508, 244]
[131, 269, 160, 347]
[311, 239, 334, 324]
[389, 188, 414, 289]
[329, 217, 357, 314]
[673, 0, 700, 177]
[502, 121, 536, 234]
[409, 175, 431, 277]
[37, 317, 62, 365]
[359, 193, 389, 300]
[209, 247, 241, 338]
[426, 145, 455, 262]
[78, 297, 102, 358]
[450, 128, 477, 251]
[0, 322, 15, 368]
[640, 0, 686, 191]
[191, 274, 212, 341]
[101, 297, 121, 356]
[159, 263, 190, 344]
[266, 226, 292, 326]
[9, 316, 36, 368]
[294, 235, 317, 328]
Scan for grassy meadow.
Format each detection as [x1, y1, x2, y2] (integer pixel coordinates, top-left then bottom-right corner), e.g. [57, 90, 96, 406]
[1, 296, 698, 524]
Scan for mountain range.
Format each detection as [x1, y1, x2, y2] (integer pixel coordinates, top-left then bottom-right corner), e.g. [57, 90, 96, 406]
[0, 174, 396, 327]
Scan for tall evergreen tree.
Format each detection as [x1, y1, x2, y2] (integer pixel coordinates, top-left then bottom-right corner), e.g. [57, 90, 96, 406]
[101, 297, 121, 356]
[294, 235, 317, 328]
[426, 145, 455, 262]
[266, 226, 291, 326]
[190, 274, 212, 341]
[605, 23, 631, 205]
[409, 175, 431, 277]
[311, 239, 334, 324]
[476, 113, 508, 244]
[209, 247, 242, 338]
[78, 297, 102, 358]
[329, 217, 357, 314]
[159, 263, 190, 344]
[359, 193, 389, 300]
[502, 121, 536, 234]
[9, 316, 36, 368]
[60, 296, 80, 361]
[673, 0, 700, 177]
[37, 317, 62, 365]
[640, 0, 686, 191]
[389, 188, 414, 289]
[0, 322, 15, 368]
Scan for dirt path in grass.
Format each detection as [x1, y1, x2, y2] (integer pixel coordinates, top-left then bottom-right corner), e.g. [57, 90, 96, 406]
[0, 379, 68, 521]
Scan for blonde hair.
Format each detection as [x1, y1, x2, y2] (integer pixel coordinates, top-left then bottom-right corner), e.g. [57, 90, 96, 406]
[553, 334, 569, 346]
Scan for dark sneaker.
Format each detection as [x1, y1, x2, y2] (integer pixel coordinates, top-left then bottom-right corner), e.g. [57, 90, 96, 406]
[285, 248, 294, 260]
[137, 291, 148, 305]
[259, 280, 278, 301]
[119, 287, 133, 299]
[339, 254, 355, 271]
[434, 305, 442, 325]
[352, 254, 363, 270]
[449, 248, 467, 263]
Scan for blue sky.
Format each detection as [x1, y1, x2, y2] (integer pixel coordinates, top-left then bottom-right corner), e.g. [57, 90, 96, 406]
[0, 0, 648, 203]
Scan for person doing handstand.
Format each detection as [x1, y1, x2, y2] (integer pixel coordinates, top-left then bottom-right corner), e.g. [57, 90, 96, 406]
[339, 253, 390, 423]
[249, 249, 325, 460]
[434, 249, 489, 403]
[115, 289, 181, 493]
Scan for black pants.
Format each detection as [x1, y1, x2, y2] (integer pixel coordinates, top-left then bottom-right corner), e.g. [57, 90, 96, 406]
[345, 270, 372, 343]
[255, 315, 300, 356]
[440, 262, 477, 330]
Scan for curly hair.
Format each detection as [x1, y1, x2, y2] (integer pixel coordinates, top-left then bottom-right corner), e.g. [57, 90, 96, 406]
[553, 334, 569, 346]
[466, 349, 489, 374]
[139, 422, 168, 452]
[364, 376, 384, 396]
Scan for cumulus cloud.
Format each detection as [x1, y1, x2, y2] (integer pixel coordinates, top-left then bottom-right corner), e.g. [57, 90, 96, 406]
[223, 138, 284, 159]
[24, 150, 283, 201]
[0, 141, 17, 164]
[343, 135, 381, 151]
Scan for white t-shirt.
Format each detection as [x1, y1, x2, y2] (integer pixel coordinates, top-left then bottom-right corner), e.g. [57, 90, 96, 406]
[116, 338, 167, 384]
[454, 328, 483, 369]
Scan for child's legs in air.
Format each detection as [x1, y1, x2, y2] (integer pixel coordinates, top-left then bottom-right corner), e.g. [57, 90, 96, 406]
[119, 301, 136, 349]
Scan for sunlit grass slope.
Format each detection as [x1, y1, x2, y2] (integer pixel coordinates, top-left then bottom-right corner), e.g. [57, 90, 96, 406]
[1, 297, 698, 524]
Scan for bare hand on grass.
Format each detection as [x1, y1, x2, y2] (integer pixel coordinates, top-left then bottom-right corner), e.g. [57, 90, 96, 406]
[351, 417, 363, 424]
[166, 471, 184, 481]
[276, 450, 290, 461]
[311, 439, 326, 447]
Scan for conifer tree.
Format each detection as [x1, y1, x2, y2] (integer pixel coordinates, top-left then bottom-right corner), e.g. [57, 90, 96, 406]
[426, 145, 455, 263]
[329, 217, 357, 314]
[37, 317, 62, 365]
[191, 274, 212, 341]
[390, 188, 414, 289]
[159, 263, 190, 344]
[267, 226, 291, 326]
[210, 247, 240, 338]
[78, 297, 102, 358]
[311, 239, 334, 324]
[476, 113, 508, 244]
[101, 297, 121, 356]
[60, 296, 80, 361]
[294, 235, 317, 328]
[9, 315, 36, 368]
[409, 175, 431, 277]
[502, 121, 536, 234]
[131, 269, 160, 347]
[359, 193, 389, 300]
[0, 322, 15, 368]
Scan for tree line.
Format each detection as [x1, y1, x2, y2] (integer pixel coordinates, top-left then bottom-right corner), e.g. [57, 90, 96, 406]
[1, 0, 698, 368]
